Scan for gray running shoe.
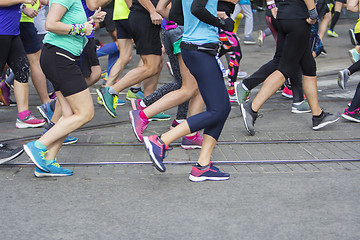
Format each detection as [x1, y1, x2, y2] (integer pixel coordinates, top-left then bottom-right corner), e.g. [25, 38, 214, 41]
[244, 36, 256, 45]
[291, 100, 311, 113]
[240, 101, 258, 136]
[312, 112, 340, 130]
[235, 81, 250, 105]
[338, 69, 350, 90]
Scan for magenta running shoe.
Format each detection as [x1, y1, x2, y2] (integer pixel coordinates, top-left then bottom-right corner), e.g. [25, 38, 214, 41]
[129, 110, 149, 142]
[16, 113, 46, 128]
[181, 132, 203, 149]
[131, 99, 146, 111]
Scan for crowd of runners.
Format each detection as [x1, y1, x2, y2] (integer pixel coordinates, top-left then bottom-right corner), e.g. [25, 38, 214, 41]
[0, 0, 359, 181]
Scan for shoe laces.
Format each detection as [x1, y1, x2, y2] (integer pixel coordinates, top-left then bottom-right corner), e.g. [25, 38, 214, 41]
[40, 150, 48, 160]
[112, 95, 118, 110]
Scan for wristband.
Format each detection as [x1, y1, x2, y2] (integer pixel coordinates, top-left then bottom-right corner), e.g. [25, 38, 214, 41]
[267, 0, 275, 6]
[267, 4, 276, 10]
[308, 8, 318, 20]
[68, 24, 87, 37]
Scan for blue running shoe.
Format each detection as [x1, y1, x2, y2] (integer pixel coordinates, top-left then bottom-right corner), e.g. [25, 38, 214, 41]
[34, 160, 73, 177]
[37, 101, 54, 124]
[189, 162, 230, 182]
[143, 135, 171, 172]
[63, 136, 78, 145]
[23, 141, 49, 172]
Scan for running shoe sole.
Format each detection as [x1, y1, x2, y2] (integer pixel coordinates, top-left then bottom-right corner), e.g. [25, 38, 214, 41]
[0, 147, 24, 165]
[34, 171, 72, 178]
[129, 111, 144, 142]
[16, 121, 45, 129]
[291, 108, 311, 114]
[96, 89, 117, 118]
[143, 136, 166, 172]
[181, 145, 202, 150]
[342, 113, 360, 123]
[240, 104, 255, 136]
[312, 116, 340, 130]
[148, 116, 171, 122]
[189, 175, 230, 182]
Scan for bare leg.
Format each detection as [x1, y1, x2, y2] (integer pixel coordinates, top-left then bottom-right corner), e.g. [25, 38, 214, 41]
[143, 55, 199, 118]
[302, 75, 322, 116]
[251, 70, 285, 112]
[319, 12, 331, 41]
[105, 38, 133, 87]
[112, 54, 162, 93]
[39, 89, 94, 159]
[13, 81, 29, 113]
[85, 65, 102, 87]
[27, 50, 51, 104]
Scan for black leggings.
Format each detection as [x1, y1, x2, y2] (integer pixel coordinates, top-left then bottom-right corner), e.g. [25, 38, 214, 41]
[277, 19, 316, 79]
[242, 17, 305, 103]
[182, 48, 231, 140]
[0, 35, 29, 83]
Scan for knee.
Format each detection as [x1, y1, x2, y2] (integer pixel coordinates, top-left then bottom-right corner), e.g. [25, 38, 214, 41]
[79, 106, 94, 124]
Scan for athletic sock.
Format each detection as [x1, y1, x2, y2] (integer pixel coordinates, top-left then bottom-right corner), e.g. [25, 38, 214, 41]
[45, 159, 55, 165]
[313, 111, 324, 118]
[108, 86, 118, 96]
[196, 163, 209, 170]
[330, 11, 340, 31]
[139, 110, 148, 120]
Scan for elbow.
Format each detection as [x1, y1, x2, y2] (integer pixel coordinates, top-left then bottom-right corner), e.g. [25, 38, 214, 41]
[85, 0, 98, 11]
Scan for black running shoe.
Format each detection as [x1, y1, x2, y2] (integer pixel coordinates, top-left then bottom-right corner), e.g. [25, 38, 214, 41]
[240, 101, 258, 136]
[0, 143, 24, 164]
[312, 112, 340, 130]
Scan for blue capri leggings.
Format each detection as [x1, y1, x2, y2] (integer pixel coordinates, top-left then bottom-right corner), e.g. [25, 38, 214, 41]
[181, 48, 231, 141]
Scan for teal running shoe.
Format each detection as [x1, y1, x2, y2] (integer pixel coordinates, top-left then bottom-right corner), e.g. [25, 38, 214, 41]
[34, 160, 73, 177]
[23, 141, 49, 172]
[126, 89, 144, 100]
[149, 112, 171, 121]
[96, 87, 118, 118]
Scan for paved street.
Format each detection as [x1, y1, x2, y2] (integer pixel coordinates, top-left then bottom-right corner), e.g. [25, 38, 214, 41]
[0, 14, 359, 240]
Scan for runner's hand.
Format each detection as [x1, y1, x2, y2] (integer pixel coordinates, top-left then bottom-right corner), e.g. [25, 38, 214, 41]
[84, 20, 94, 36]
[23, 7, 38, 18]
[91, 7, 107, 23]
[306, 17, 316, 25]
[150, 11, 163, 25]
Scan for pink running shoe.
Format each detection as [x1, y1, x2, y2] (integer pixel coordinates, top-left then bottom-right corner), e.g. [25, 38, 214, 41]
[181, 132, 203, 149]
[16, 113, 46, 128]
[131, 99, 146, 111]
[0, 82, 10, 106]
[281, 86, 293, 99]
[129, 110, 149, 142]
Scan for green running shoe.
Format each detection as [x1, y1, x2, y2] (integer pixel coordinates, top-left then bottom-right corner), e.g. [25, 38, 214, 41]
[96, 87, 118, 118]
[126, 89, 144, 100]
[149, 112, 171, 121]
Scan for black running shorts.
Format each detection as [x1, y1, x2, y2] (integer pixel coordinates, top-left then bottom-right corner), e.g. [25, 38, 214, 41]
[40, 44, 88, 97]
